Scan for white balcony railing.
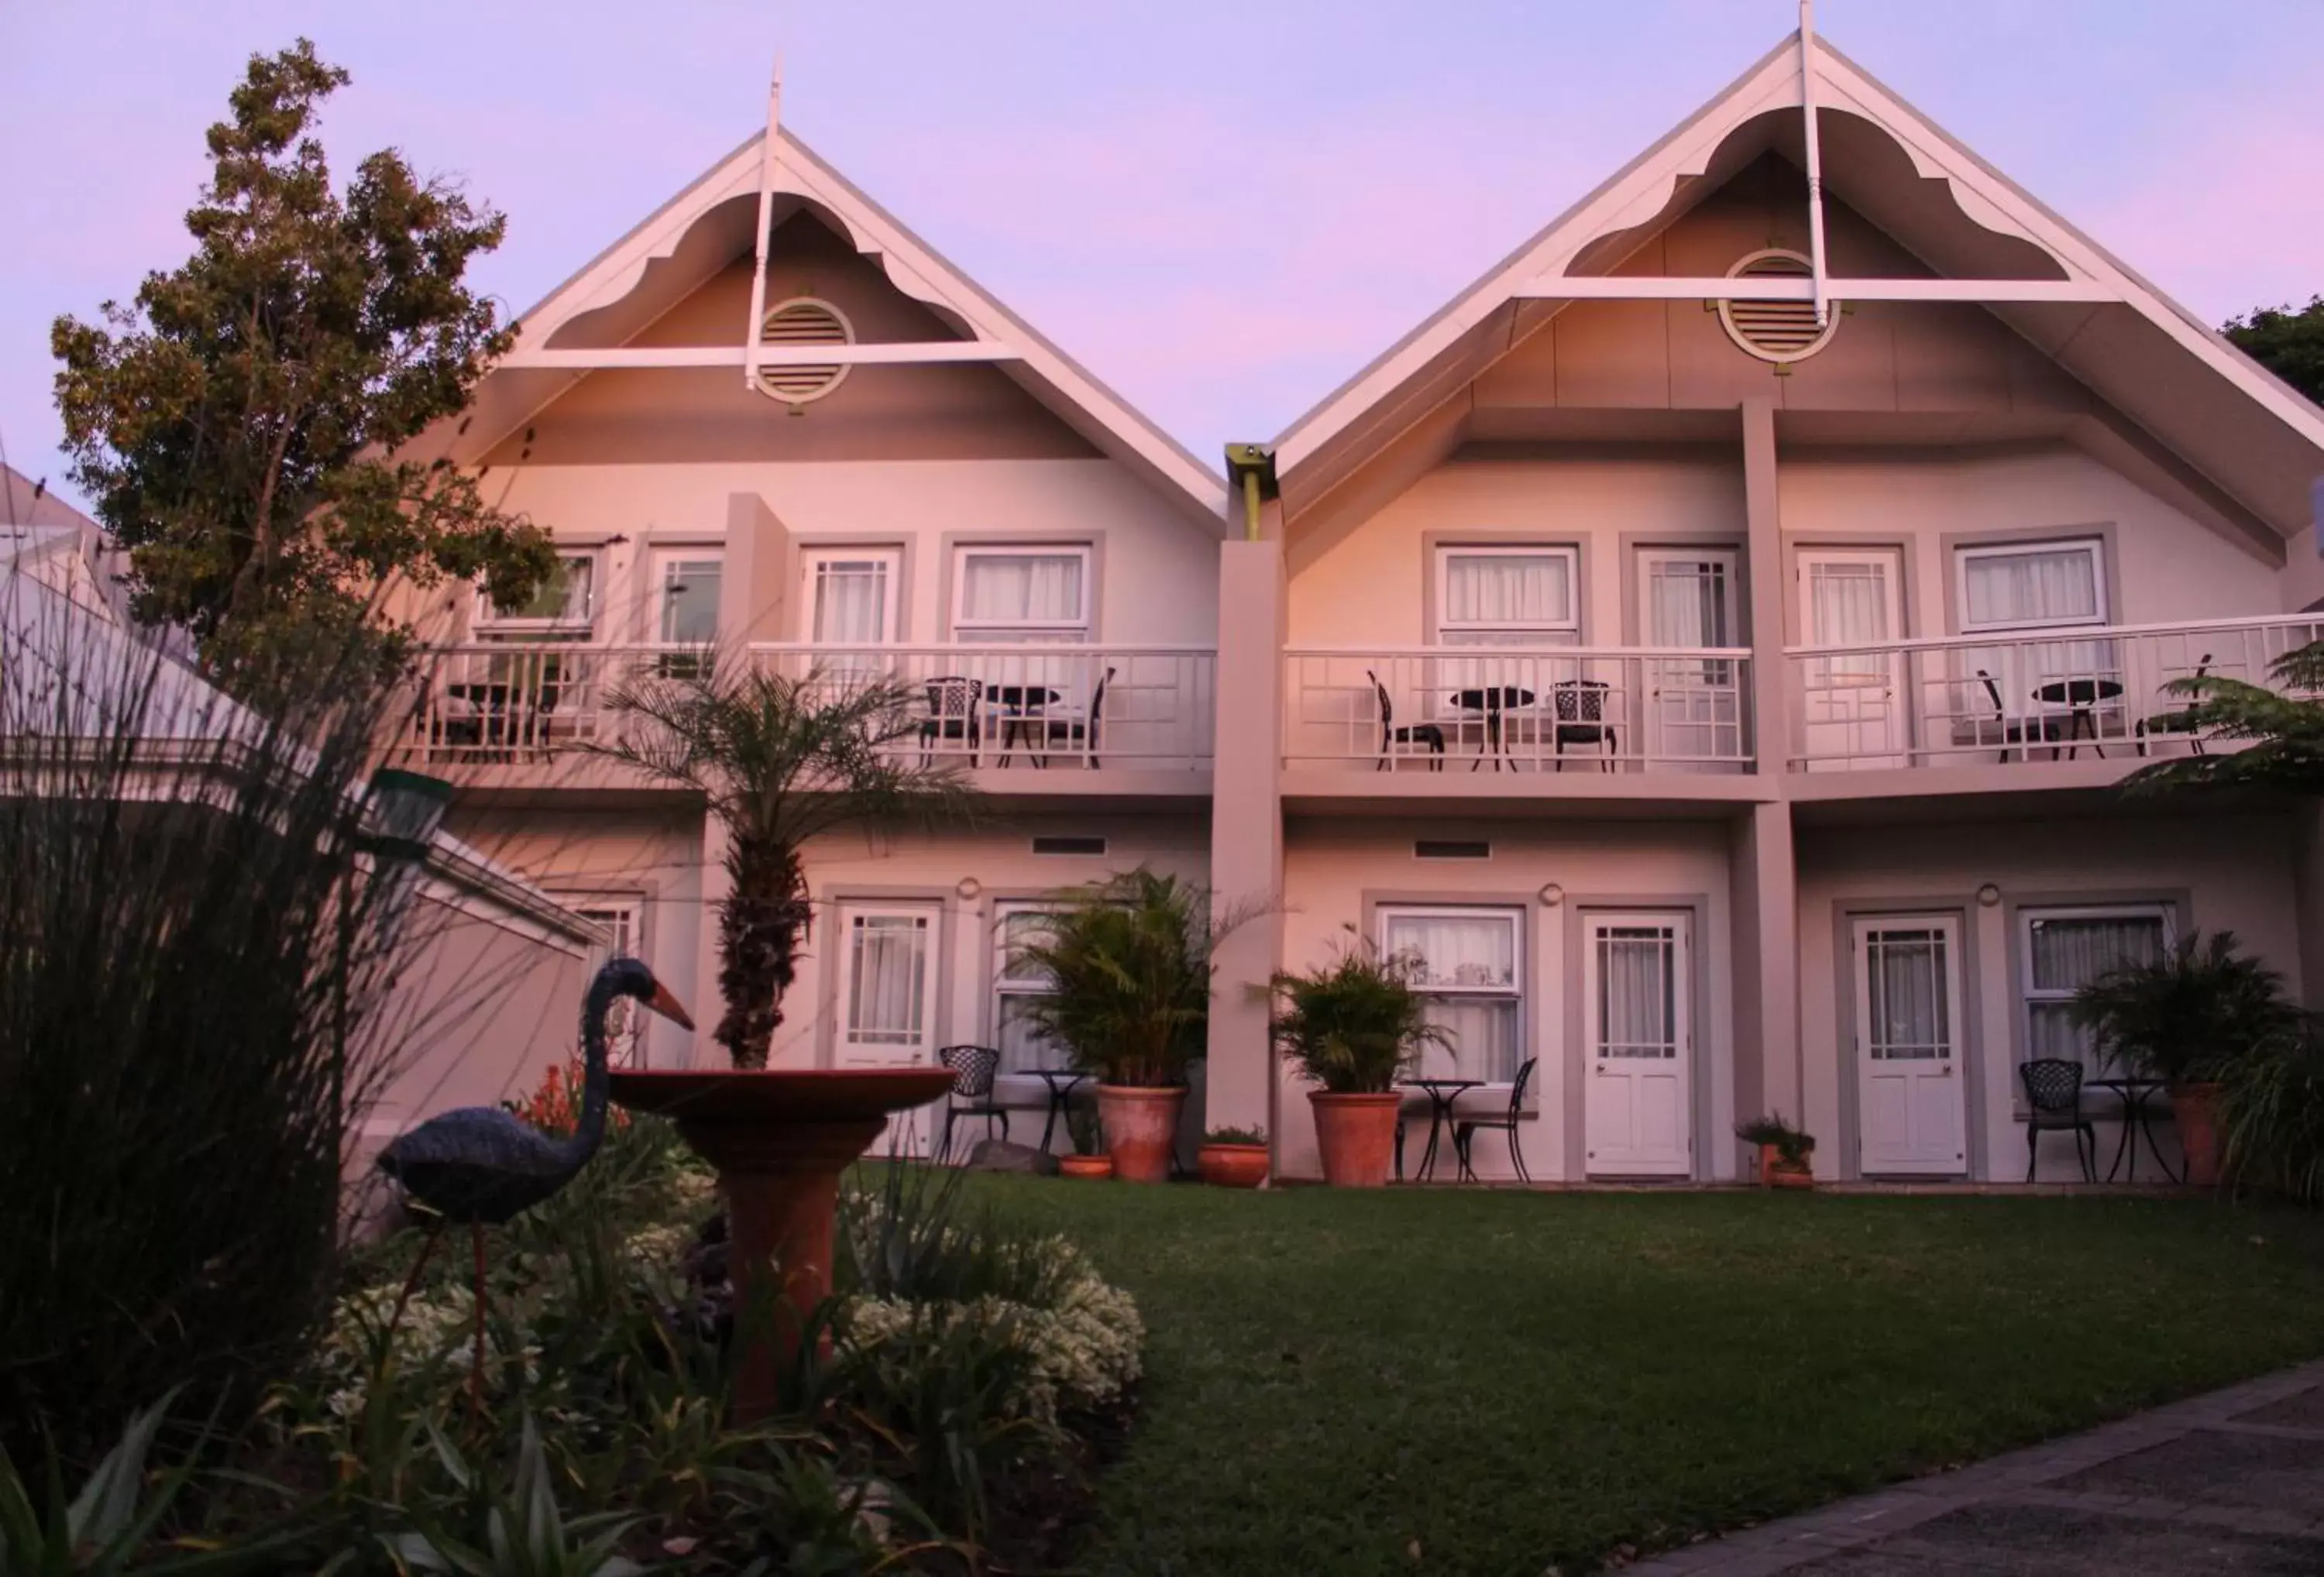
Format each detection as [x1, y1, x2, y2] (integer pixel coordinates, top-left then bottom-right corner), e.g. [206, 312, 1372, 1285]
[1786, 613, 2324, 771]
[1285, 646, 1754, 772]
[389, 642, 1217, 772]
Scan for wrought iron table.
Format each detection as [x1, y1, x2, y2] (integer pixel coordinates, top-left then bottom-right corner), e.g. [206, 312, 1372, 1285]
[2085, 1074, 2180, 1183]
[1400, 1077, 1484, 1181]
[1449, 687, 1535, 771]
[1030, 1067, 1092, 1153]
[2031, 678, 2125, 759]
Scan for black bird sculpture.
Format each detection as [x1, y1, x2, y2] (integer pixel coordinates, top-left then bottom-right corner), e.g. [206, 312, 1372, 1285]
[376, 955, 693, 1406]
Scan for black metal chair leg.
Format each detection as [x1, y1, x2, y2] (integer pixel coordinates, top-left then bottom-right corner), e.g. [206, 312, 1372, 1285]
[2027, 1122, 2039, 1184]
[1510, 1124, 1529, 1185]
[1394, 1118, 1405, 1181]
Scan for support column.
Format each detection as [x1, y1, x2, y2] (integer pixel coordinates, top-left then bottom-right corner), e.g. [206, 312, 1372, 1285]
[1205, 538, 1285, 1146]
[720, 491, 792, 648]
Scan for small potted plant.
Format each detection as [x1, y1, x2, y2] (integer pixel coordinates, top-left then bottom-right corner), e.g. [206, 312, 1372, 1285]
[1198, 1125, 1270, 1187]
[1273, 934, 1448, 1187]
[2070, 930, 2292, 1186]
[1735, 1114, 1816, 1188]
[1013, 871, 1248, 1184]
[1059, 1106, 1113, 1180]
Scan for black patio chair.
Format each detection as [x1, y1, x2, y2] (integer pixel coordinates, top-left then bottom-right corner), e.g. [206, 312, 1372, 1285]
[2020, 1057, 2096, 1183]
[1454, 1057, 1538, 1184]
[1973, 670, 2070, 763]
[1040, 666, 1114, 768]
[1368, 669, 1446, 771]
[936, 1044, 1010, 1162]
[2136, 653, 2212, 757]
[918, 677, 982, 767]
[1551, 680, 1617, 771]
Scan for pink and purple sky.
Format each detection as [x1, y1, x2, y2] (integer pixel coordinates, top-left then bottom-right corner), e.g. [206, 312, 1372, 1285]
[4, 0, 2321, 508]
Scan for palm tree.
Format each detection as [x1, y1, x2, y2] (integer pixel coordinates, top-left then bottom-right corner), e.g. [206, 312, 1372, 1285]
[591, 655, 978, 1069]
[2124, 640, 2324, 793]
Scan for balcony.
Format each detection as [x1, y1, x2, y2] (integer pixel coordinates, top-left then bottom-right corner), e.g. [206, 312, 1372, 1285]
[388, 642, 1217, 785]
[1786, 613, 2324, 775]
[1284, 647, 1756, 805]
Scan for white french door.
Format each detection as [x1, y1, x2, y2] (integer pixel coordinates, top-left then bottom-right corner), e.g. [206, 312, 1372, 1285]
[800, 548, 902, 686]
[1797, 548, 1906, 768]
[833, 902, 941, 1157]
[1638, 548, 1741, 765]
[1583, 913, 1692, 1177]
[1852, 916, 1968, 1176]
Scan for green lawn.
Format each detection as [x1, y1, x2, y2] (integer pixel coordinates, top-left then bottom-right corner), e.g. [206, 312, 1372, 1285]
[968, 1181, 2324, 1575]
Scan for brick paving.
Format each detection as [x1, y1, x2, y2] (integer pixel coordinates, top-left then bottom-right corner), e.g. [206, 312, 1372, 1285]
[1621, 1360, 2324, 1576]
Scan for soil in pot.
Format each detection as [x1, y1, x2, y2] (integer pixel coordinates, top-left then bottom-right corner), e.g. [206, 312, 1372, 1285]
[1198, 1143, 1269, 1188]
[1098, 1084, 1188, 1184]
[1310, 1091, 1402, 1187]
[2171, 1081, 2222, 1187]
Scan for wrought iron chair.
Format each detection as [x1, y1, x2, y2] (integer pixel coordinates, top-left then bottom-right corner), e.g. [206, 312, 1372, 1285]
[1974, 670, 2070, 763]
[1039, 666, 1115, 768]
[1551, 680, 1617, 771]
[917, 677, 982, 767]
[936, 1044, 1010, 1162]
[1368, 669, 1446, 771]
[2020, 1057, 2096, 1182]
[2136, 653, 2212, 757]
[1453, 1057, 1538, 1184]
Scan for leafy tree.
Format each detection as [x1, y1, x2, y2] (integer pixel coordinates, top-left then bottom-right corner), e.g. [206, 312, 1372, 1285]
[2223, 295, 2324, 406]
[50, 40, 554, 675]
[2123, 641, 2324, 795]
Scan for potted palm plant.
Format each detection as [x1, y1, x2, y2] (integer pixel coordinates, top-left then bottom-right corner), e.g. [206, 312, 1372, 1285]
[1012, 869, 1240, 1184]
[1272, 936, 1447, 1187]
[2068, 929, 2292, 1186]
[1198, 1125, 1269, 1188]
[1734, 1114, 1815, 1188]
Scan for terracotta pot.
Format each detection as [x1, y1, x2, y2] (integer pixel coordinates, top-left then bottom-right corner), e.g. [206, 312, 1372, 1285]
[1310, 1091, 1403, 1187]
[1758, 1142, 1815, 1190]
[1097, 1084, 1188, 1184]
[1058, 1153, 1115, 1180]
[1198, 1142, 1270, 1188]
[2171, 1081, 2222, 1187]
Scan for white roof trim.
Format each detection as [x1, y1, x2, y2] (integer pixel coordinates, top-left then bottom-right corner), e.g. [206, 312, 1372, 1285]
[497, 129, 1229, 527]
[1274, 30, 2324, 477]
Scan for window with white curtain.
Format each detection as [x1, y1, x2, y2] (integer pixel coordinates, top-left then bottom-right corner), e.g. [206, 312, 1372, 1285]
[801, 548, 900, 644]
[993, 904, 1067, 1073]
[953, 546, 1090, 642]
[2021, 905, 2172, 1076]
[1379, 906, 1522, 1084]
[1435, 547, 1580, 644]
[1957, 541, 2106, 632]
[1595, 922, 1682, 1060]
[572, 899, 646, 1065]
[844, 912, 931, 1049]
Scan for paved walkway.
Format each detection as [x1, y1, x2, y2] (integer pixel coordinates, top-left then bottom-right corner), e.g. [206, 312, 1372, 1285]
[1628, 1359, 2324, 1575]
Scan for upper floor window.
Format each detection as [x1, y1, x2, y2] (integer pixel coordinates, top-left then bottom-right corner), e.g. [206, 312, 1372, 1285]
[1437, 546, 1579, 645]
[476, 551, 595, 638]
[1380, 905, 1522, 1084]
[655, 552, 723, 645]
[800, 547, 902, 645]
[954, 546, 1090, 642]
[1957, 540, 2106, 634]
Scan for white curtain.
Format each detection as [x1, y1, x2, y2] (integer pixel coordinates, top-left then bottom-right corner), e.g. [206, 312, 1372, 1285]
[2028, 915, 2164, 1070]
[1598, 928, 1675, 1058]
[959, 552, 1085, 634]
[811, 558, 891, 644]
[997, 993, 1065, 1074]
[1442, 553, 1572, 634]
[1419, 998, 1518, 1083]
[1964, 548, 2099, 629]
[1868, 931, 1947, 1058]
[847, 916, 927, 1046]
[1647, 562, 1728, 648]
[1384, 912, 1515, 990]
[660, 559, 722, 644]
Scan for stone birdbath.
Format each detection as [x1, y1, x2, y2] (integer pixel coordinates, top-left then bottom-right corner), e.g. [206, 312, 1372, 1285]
[608, 1067, 954, 1421]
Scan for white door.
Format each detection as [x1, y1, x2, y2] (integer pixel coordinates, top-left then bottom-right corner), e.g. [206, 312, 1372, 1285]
[1639, 548, 1742, 767]
[1853, 917, 1968, 1176]
[833, 903, 940, 1158]
[1584, 914, 1692, 1177]
[1797, 548, 1906, 768]
[799, 548, 902, 686]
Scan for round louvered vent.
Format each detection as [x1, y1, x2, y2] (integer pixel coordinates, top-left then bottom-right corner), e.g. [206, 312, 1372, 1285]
[755, 297, 854, 404]
[1717, 250, 1838, 365]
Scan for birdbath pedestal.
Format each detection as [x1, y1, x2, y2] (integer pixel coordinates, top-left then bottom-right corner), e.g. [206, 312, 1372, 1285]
[608, 1067, 954, 1421]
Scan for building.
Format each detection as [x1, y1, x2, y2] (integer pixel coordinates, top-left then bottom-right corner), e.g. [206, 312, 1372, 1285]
[390, 27, 2324, 1184]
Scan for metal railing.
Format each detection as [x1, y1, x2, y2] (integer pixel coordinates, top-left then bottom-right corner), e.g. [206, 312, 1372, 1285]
[1284, 646, 1754, 772]
[390, 642, 1217, 771]
[1786, 613, 2324, 771]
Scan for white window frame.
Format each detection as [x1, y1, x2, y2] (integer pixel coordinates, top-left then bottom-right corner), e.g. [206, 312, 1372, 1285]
[2019, 903, 2176, 1077]
[1955, 538, 2109, 634]
[570, 898, 648, 1066]
[475, 550, 598, 637]
[992, 902, 1067, 1074]
[1435, 545, 1581, 644]
[799, 545, 904, 644]
[1377, 904, 1525, 1087]
[651, 549, 724, 647]
[951, 545, 1092, 642]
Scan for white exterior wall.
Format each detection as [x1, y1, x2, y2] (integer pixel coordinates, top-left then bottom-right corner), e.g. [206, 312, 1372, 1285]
[1796, 811, 2304, 1184]
[1276, 817, 1735, 1184]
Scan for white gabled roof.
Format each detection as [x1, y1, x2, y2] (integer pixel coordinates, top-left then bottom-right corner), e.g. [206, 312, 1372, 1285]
[1272, 30, 2324, 539]
[459, 127, 1229, 531]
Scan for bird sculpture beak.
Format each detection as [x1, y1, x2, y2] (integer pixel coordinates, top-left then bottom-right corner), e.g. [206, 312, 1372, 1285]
[645, 980, 695, 1031]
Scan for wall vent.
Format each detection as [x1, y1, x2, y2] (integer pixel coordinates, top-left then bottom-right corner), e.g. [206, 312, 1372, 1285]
[1716, 250, 1838, 366]
[756, 297, 854, 404]
[1414, 839, 1491, 861]
[1032, 835, 1108, 857]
